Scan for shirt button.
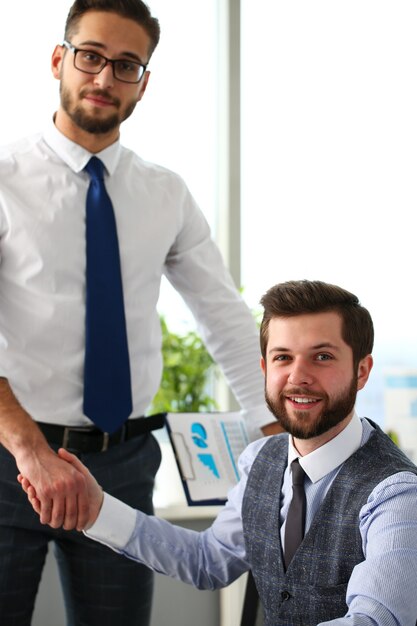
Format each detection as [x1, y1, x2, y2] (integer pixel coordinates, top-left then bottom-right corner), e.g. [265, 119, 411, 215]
[281, 590, 291, 601]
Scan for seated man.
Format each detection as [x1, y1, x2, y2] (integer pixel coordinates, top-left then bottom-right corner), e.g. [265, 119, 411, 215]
[20, 280, 417, 625]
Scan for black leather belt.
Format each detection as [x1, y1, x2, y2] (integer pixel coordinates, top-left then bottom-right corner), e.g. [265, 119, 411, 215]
[38, 413, 166, 454]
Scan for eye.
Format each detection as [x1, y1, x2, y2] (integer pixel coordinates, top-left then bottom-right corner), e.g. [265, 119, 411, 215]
[116, 60, 138, 74]
[316, 353, 333, 361]
[80, 51, 102, 65]
[272, 354, 291, 362]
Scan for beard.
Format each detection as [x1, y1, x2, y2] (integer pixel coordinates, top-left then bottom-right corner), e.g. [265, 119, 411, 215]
[265, 375, 358, 440]
[60, 84, 138, 134]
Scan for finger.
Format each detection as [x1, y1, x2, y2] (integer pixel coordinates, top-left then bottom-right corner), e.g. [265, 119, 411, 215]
[27, 485, 37, 499]
[19, 476, 31, 494]
[24, 477, 36, 494]
[76, 491, 91, 531]
[29, 494, 42, 515]
[18, 474, 33, 492]
[39, 498, 53, 525]
[62, 493, 78, 531]
[57, 448, 88, 476]
[24, 482, 42, 516]
[48, 494, 67, 529]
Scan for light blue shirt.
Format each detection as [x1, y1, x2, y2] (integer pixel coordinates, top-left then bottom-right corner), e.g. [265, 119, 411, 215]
[87, 415, 417, 625]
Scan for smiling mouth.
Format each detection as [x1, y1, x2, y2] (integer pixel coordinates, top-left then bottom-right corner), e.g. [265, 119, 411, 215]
[288, 396, 321, 405]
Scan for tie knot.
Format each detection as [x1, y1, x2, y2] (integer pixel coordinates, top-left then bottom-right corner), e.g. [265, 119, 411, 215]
[291, 459, 306, 486]
[85, 156, 105, 181]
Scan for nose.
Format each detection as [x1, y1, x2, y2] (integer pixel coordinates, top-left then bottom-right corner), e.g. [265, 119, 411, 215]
[287, 359, 314, 386]
[93, 62, 114, 88]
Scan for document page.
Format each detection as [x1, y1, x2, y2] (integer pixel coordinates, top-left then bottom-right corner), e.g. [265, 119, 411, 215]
[166, 412, 250, 505]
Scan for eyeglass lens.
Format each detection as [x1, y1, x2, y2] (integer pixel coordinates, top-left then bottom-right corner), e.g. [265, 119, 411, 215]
[74, 49, 145, 83]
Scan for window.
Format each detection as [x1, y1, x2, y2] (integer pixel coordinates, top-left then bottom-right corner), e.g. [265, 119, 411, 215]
[241, 0, 417, 424]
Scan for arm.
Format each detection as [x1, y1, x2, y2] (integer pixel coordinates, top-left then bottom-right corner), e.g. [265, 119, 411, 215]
[85, 440, 268, 588]
[319, 472, 417, 626]
[164, 198, 276, 439]
[0, 378, 90, 529]
[22, 441, 268, 588]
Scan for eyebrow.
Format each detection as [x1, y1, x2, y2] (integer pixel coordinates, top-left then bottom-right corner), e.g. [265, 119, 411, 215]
[76, 40, 144, 63]
[268, 342, 342, 355]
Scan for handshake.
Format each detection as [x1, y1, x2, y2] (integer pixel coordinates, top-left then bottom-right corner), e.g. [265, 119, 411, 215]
[18, 448, 104, 531]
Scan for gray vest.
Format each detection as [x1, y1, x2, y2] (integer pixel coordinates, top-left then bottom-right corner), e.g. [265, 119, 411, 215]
[242, 421, 417, 626]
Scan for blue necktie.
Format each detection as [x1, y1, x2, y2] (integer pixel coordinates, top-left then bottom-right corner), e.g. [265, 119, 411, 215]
[83, 157, 133, 433]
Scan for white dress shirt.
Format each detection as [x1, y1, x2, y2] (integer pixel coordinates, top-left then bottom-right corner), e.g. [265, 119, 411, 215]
[86, 414, 417, 625]
[0, 120, 271, 437]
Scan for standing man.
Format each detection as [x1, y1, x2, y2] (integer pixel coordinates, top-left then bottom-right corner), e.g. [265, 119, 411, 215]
[23, 280, 417, 625]
[0, 1, 277, 625]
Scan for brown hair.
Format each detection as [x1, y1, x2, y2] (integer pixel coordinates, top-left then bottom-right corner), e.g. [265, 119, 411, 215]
[64, 0, 160, 58]
[260, 280, 374, 367]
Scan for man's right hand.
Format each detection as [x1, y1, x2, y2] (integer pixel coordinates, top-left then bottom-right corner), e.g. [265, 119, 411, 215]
[0, 378, 91, 531]
[16, 446, 90, 530]
[18, 448, 104, 531]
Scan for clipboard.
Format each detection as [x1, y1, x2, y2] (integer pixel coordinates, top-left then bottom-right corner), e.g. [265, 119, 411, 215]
[165, 411, 250, 506]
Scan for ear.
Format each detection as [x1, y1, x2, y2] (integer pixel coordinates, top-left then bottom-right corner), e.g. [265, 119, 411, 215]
[260, 356, 266, 376]
[51, 44, 65, 80]
[356, 354, 373, 391]
[136, 70, 151, 102]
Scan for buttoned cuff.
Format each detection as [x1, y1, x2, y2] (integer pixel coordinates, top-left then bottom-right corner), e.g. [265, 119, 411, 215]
[84, 492, 137, 549]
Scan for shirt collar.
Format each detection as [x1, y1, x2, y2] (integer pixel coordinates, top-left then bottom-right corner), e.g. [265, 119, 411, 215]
[43, 115, 122, 176]
[287, 411, 363, 483]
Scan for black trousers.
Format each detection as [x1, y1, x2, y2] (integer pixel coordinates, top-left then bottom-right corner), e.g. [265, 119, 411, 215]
[0, 433, 161, 626]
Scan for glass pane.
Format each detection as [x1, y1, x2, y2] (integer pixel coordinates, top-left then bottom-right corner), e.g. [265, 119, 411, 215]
[125, 0, 219, 331]
[242, 0, 417, 425]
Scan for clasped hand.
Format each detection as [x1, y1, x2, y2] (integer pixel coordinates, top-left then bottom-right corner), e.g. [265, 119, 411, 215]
[18, 448, 104, 531]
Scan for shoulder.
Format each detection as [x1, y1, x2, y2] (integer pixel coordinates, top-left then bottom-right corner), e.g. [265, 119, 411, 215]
[0, 133, 43, 174]
[362, 418, 417, 473]
[361, 420, 417, 520]
[0, 133, 42, 159]
[118, 147, 190, 191]
[359, 470, 417, 540]
[237, 433, 288, 477]
[369, 470, 417, 503]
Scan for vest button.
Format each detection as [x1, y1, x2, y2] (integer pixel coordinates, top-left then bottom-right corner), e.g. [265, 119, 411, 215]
[281, 590, 291, 601]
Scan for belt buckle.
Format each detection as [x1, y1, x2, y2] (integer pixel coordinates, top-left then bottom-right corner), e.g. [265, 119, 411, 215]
[101, 432, 110, 452]
[62, 425, 108, 452]
[62, 426, 73, 450]
[61, 426, 112, 453]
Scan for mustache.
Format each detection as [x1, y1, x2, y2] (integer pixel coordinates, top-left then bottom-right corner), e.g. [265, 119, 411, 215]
[80, 88, 121, 108]
[281, 387, 325, 399]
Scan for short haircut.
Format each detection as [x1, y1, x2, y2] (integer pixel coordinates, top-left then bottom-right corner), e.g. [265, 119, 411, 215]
[64, 0, 160, 58]
[260, 280, 374, 367]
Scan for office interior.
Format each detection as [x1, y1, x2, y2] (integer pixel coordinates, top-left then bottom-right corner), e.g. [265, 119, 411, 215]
[2, 0, 417, 624]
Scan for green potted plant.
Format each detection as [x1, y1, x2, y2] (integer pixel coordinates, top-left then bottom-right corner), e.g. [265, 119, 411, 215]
[151, 317, 218, 413]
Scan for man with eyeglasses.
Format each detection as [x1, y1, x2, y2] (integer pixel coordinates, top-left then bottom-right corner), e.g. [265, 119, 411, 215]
[0, 1, 279, 625]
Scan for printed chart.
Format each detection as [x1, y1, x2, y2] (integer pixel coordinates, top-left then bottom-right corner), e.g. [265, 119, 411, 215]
[166, 412, 249, 504]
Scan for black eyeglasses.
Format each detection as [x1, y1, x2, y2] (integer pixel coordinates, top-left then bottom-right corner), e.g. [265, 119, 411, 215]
[62, 40, 147, 84]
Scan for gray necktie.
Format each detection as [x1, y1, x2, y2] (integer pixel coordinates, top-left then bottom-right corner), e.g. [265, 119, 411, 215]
[284, 458, 306, 569]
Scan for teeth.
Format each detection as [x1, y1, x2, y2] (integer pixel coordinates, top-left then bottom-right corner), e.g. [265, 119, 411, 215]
[290, 397, 318, 404]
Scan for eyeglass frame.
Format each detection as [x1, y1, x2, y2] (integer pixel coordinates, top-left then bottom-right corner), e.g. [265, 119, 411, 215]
[62, 40, 148, 84]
